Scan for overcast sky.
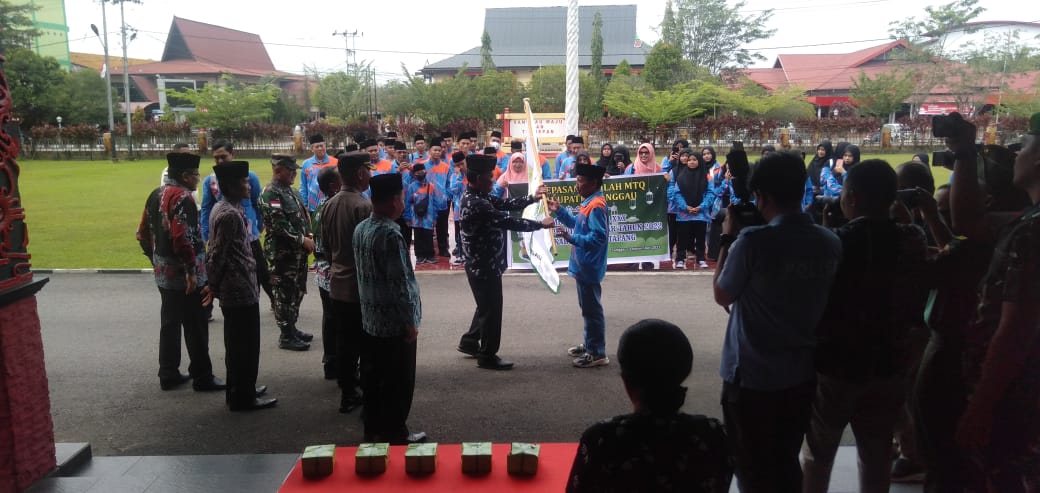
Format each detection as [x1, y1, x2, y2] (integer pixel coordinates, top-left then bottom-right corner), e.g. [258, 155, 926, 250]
[65, 0, 1024, 81]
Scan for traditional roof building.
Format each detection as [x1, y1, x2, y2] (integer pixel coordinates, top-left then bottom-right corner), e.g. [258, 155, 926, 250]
[107, 17, 307, 117]
[421, 5, 648, 84]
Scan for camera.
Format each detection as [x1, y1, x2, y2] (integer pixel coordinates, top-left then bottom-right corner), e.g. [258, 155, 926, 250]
[812, 195, 845, 226]
[896, 189, 919, 209]
[932, 113, 964, 139]
[931, 150, 953, 170]
[726, 149, 765, 227]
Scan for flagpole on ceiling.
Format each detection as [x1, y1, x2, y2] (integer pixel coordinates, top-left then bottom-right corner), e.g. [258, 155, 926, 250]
[565, 0, 579, 136]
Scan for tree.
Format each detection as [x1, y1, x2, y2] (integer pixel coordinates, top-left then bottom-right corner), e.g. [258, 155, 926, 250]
[315, 71, 365, 120]
[659, 0, 682, 51]
[590, 12, 604, 82]
[665, 0, 776, 75]
[850, 70, 916, 123]
[613, 60, 632, 77]
[472, 69, 522, 124]
[528, 66, 566, 112]
[0, 0, 39, 54]
[889, 0, 985, 57]
[5, 48, 66, 128]
[959, 29, 1040, 73]
[61, 69, 114, 125]
[604, 79, 709, 143]
[481, 31, 496, 73]
[643, 42, 711, 91]
[170, 74, 280, 138]
[580, 73, 605, 121]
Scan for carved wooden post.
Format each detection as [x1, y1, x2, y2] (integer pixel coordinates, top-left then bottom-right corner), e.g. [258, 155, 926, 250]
[0, 53, 54, 492]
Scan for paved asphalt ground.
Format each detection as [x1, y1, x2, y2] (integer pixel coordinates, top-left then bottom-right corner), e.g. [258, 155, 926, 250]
[38, 270, 734, 456]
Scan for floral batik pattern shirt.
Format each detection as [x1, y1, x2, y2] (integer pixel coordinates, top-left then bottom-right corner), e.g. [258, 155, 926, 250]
[459, 187, 543, 279]
[566, 412, 733, 493]
[137, 180, 207, 290]
[205, 200, 258, 307]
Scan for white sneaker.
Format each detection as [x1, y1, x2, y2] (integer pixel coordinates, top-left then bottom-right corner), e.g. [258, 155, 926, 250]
[573, 354, 609, 368]
[698, 261, 709, 269]
[674, 260, 685, 269]
[567, 344, 586, 357]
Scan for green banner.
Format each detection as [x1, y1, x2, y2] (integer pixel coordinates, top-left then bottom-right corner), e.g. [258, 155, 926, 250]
[507, 174, 671, 268]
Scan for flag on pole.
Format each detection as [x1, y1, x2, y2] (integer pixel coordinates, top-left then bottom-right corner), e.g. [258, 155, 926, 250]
[520, 98, 561, 294]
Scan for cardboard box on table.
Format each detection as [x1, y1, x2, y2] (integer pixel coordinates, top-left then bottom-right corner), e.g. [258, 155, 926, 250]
[461, 442, 493, 475]
[405, 443, 438, 475]
[507, 443, 540, 476]
[355, 443, 390, 475]
[301, 444, 336, 479]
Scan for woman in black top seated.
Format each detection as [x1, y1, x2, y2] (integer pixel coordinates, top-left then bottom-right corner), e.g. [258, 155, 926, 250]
[566, 319, 733, 493]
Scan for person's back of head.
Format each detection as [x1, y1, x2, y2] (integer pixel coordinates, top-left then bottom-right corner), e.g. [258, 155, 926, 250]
[748, 152, 808, 210]
[843, 160, 898, 219]
[619, 319, 693, 415]
[317, 166, 340, 198]
[896, 161, 935, 194]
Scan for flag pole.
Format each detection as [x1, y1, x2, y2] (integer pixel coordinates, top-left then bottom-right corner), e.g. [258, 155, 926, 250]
[523, 98, 557, 256]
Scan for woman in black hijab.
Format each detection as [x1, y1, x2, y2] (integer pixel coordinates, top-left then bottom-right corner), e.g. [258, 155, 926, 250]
[607, 145, 630, 177]
[806, 140, 834, 195]
[596, 143, 614, 168]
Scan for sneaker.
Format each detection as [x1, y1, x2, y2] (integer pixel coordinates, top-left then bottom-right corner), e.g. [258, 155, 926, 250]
[698, 260, 709, 269]
[674, 260, 685, 269]
[573, 354, 609, 368]
[451, 257, 465, 266]
[567, 344, 586, 357]
[890, 456, 925, 483]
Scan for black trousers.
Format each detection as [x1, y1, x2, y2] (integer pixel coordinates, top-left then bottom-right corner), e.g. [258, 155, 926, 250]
[413, 228, 434, 259]
[158, 287, 212, 380]
[249, 239, 273, 300]
[707, 210, 725, 260]
[435, 210, 450, 256]
[319, 287, 337, 366]
[360, 331, 417, 444]
[330, 299, 362, 394]
[461, 271, 504, 358]
[676, 220, 708, 262]
[221, 303, 260, 407]
[667, 213, 677, 255]
[453, 221, 463, 257]
[721, 379, 816, 493]
[395, 218, 412, 250]
[913, 335, 969, 493]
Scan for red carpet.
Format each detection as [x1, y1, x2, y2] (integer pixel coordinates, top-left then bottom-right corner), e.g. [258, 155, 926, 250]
[279, 443, 578, 492]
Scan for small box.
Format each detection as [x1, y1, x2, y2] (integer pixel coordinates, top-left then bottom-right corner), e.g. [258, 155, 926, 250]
[404, 442, 438, 475]
[355, 443, 390, 475]
[507, 442, 540, 476]
[461, 442, 492, 475]
[301, 444, 336, 479]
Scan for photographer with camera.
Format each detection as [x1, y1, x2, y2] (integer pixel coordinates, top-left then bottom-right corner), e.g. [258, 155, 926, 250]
[713, 152, 841, 493]
[800, 160, 930, 493]
[941, 112, 1040, 491]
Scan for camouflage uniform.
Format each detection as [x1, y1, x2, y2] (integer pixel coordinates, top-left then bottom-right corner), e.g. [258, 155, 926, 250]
[259, 179, 312, 340]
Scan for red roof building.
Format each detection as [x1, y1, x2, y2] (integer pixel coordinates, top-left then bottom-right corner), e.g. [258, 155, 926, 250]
[744, 40, 1040, 116]
[108, 17, 306, 116]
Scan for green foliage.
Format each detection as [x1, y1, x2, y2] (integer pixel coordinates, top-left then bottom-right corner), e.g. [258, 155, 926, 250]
[61, 70, 115, 126]
[481, 31, 496, 73]
[315, 71, 365, 120]
[603, 80, 709, 141]
[0, 0, 39, 54]
[614, 60, 632, 77]
[5, 48, 66, 128]
[528, 66, 566, 112]
[850, 70, 916, 120]
[580, 73, 605, 121]
[958, 29, 1040, 73]
[644, 43, 711, 91]
[590, 12, 604, 82]
[663, 0, 776, 74]
[472, 69, 522, 123]
[170, 74, 280, 138]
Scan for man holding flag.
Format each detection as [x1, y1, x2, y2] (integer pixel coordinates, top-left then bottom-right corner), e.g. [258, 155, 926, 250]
[457, 154, 554, 370]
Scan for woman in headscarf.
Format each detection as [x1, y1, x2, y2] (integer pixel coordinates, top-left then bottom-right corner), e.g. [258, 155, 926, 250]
[703, 146, 727, 261]
[806, 140, 834, 196]
[668, 149, 712, 269]
[493, 152, 529, 198]
[912, 152, 930, 166]
[625, 143, 661, 174]
[596, 143, 614, 168]
[822, 143, 861, 195]
[607, 145, 630, 177]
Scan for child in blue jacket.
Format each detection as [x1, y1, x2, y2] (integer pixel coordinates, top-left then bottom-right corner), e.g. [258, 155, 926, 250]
[547, 163, 610, 368]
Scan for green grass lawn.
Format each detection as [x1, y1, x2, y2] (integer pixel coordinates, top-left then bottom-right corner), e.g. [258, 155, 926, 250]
[18, 154, 949, 269]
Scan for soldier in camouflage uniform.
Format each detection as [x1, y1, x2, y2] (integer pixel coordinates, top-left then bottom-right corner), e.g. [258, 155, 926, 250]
[259, 154, 315, 351]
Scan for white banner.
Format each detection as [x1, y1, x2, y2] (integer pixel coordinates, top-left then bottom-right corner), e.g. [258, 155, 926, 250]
[508, 117, 566, 141]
